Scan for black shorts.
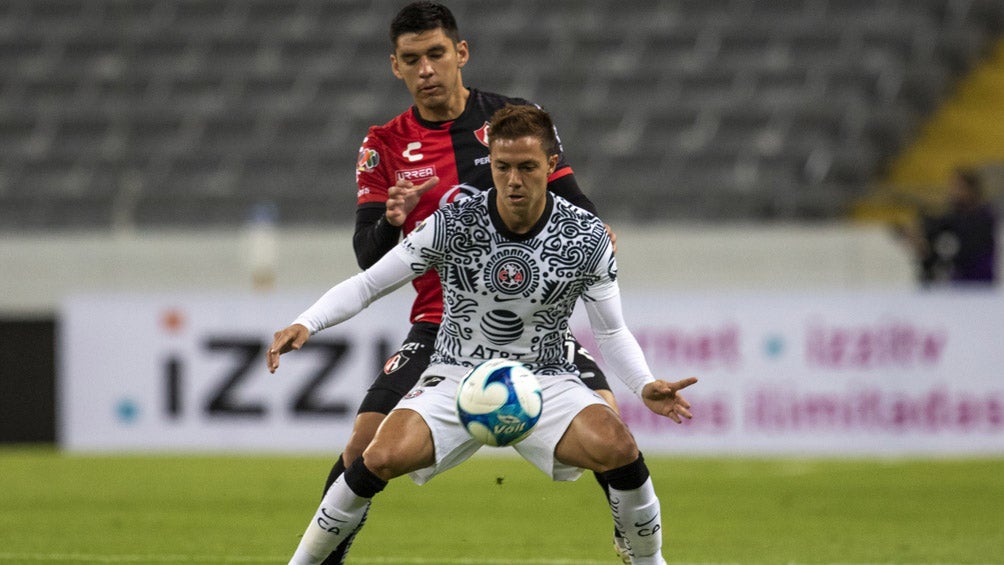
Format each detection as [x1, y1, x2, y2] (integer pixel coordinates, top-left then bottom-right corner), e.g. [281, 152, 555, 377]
[357, 322, 612, 415]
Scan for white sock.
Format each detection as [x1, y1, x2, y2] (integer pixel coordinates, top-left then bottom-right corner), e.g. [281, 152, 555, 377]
[288, 476, 371, 564]
[609, 477, 665, 565]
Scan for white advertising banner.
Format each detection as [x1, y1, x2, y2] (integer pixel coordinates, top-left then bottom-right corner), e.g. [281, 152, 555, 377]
[60, 291, 1004, 455]
[60, 292, 410, 452]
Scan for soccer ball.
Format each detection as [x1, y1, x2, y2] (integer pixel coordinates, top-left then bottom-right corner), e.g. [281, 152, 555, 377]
[456, 359, 543, 447]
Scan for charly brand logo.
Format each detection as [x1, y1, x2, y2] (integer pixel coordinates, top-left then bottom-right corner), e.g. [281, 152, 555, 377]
[402, 141, 423, 162]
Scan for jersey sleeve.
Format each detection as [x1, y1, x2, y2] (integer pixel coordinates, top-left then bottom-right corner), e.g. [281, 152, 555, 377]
[580, 229, 618, 303]
[353, 205, 402, 269]
[579, 224, 652, 395]
[583, 293, 656, 397]
[355, 129, 393, 206]
[390, 210, 445, 276]
[292, 251, 417, 334]
[353, 128, 404, 268]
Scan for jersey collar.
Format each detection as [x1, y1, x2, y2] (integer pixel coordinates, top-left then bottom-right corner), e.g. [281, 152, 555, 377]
[486, 188, 554, 242]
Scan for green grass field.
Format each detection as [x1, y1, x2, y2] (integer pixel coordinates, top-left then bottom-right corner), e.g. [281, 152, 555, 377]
[1, 447, 1002, 564]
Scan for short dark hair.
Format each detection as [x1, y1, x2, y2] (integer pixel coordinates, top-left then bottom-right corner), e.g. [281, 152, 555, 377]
[488, 105, 560, 157]
[389, 2, 460, 50]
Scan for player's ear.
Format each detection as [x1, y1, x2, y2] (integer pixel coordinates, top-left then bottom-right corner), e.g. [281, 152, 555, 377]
[390, 54, 404, 80]
[547, 154, 559, 174]
[455, 39, 469, 68]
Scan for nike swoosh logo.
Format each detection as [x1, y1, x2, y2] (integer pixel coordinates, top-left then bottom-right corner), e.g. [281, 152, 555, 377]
[493, 295, 521, 302]
[634, 514, 658, 528]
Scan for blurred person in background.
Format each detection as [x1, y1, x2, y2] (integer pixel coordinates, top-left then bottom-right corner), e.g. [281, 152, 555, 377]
[311, 2, 625, 563]
[898, 167, 998, 287]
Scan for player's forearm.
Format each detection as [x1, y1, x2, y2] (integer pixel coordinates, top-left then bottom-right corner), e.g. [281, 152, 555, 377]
[584, 298, 655, 397]
[353, 205, 402, 269]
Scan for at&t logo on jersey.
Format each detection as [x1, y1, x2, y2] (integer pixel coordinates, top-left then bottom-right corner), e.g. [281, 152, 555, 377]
[357, 147, 379, 172]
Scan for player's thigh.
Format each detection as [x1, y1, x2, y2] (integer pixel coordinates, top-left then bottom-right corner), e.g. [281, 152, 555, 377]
[362, 408, 436, 480]
[342, 412, 387, 461]
[554, 404, 639, 473]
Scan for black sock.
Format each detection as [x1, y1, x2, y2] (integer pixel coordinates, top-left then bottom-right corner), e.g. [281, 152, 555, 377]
[601, 452, 650, 491]
[344, 456, 388, 499]
[321, 454, 347, 500]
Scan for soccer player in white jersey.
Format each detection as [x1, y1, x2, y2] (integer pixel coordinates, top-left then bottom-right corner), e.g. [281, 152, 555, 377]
[267, 104, 697, 565]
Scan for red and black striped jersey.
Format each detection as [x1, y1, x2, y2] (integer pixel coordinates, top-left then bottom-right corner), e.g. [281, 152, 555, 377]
[354, 88, 595, 325]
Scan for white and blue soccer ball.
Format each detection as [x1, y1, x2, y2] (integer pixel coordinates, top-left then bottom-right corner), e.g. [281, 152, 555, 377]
[456, 359, 543, 447]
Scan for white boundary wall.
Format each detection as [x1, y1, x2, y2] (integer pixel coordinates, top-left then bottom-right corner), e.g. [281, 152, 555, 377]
[2, 223, 923, 316]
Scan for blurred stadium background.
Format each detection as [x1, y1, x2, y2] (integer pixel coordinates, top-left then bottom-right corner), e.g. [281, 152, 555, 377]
[2, 0, 1004, 462]
[1, 0, 1003, 231]
[3, 1, 1004, 562]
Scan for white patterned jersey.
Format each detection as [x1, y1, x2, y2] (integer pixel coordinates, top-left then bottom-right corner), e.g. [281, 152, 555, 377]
[392, 189, 617, 376]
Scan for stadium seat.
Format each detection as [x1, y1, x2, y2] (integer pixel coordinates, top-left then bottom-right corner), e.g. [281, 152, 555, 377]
[0, 0, 1001, 228]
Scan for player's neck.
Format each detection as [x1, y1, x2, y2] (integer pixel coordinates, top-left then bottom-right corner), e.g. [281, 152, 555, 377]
[497, 201, 546, 235]
[416, 86, 471, 122]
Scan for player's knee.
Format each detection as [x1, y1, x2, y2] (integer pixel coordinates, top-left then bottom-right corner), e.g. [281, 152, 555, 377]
[603, 434, 640, 470]
[359, 444, 400, 481]
[592, 416, 640, 469]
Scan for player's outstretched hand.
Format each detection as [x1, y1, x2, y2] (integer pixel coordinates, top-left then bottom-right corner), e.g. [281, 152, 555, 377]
[641, 377, 698, 423]
[385, 176, 440, 227]
[266, 324, 310, 374]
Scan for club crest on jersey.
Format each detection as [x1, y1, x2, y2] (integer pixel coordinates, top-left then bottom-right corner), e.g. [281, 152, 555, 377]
[438, 183, 480, 208]
[383, 352, 410, 374]
[474, 122, 490, 147]
[357, 148, 379, 172]
[484, 248, 537, 298]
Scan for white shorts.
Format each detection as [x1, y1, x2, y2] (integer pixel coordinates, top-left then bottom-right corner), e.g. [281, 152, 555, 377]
[394, 366, 607, 485]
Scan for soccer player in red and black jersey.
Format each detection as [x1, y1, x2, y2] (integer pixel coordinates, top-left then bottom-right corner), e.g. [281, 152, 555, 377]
[315, 3, 628, 563]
